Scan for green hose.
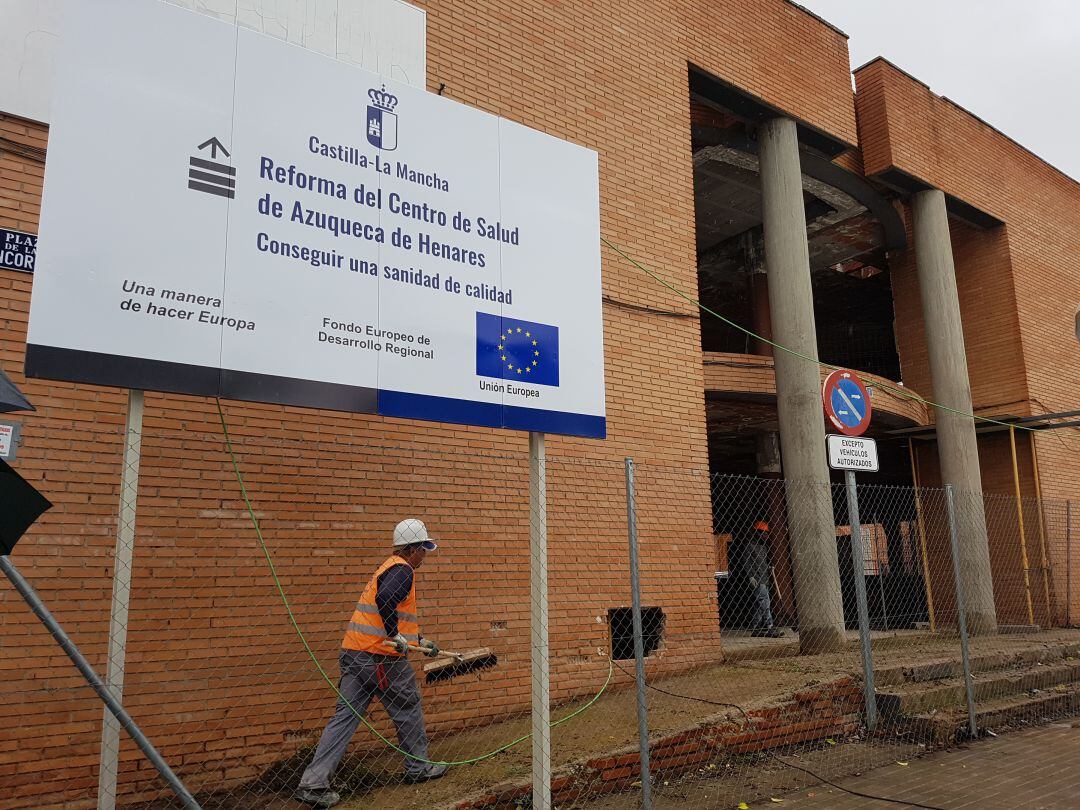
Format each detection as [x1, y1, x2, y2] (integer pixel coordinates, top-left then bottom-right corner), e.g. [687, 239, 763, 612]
[602, 237, 1076, 440]
[216, 399, 612, 766]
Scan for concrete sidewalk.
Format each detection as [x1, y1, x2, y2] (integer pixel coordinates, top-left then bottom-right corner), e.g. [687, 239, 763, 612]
[751, 722, 1080, 809]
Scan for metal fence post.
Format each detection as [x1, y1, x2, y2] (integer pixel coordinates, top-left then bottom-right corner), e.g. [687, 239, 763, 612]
[625, 458, 653, 810]
[1068, 501, 1073, 628]
[945, 485, 978, 739]
[843, 471, 876, 732]
[0, 556, 201, 809]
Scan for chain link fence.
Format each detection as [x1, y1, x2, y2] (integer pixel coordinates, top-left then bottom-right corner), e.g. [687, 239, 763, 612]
[597, 471, 1079, 810]
[1, 419, 1078, 810]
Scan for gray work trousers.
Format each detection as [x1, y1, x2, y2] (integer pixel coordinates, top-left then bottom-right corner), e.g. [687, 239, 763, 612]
[750, 581, 775, 629]
[299, 650, 430, 788]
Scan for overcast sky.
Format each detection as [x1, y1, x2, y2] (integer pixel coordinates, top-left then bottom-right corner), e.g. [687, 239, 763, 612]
[798, 0, 1080, 182]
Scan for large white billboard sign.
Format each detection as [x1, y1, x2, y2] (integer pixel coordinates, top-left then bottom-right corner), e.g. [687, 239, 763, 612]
[26, 0, 606, 438]
[0, 0, 427, 123]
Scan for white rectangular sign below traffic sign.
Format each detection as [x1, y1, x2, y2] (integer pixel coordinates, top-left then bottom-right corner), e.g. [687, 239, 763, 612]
[0, 423, 13, 459]
[26, 0, 605, 438]
[827, 434, 879, 472]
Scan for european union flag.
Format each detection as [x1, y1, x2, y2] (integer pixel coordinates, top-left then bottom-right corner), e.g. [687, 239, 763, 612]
[476, 312, 559, 387]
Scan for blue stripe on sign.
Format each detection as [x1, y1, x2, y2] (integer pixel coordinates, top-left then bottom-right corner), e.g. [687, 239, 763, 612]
[378, 389, 504, 429]
[503, 402, 606, 438]
[377, 389, 606, 439]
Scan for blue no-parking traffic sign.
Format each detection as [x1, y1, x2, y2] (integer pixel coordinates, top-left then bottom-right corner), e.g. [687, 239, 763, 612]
[822, 369, 872, 437]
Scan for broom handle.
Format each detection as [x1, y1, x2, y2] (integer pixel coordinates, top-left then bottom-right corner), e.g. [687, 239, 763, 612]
[410, 642, 465, 659]
[383, 640, 465, 660]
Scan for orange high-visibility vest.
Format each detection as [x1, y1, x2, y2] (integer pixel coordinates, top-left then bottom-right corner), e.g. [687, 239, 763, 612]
[342, 555, 420, 656]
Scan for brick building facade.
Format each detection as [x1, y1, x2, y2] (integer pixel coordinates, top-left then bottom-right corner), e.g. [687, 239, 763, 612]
[1, 1, 1077, 805]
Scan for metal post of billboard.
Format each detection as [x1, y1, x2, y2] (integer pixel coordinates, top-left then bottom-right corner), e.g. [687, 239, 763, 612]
[625, 458, 653, 810]
[99, 388, 144, 809]
[844, 470, 876, 733]
[529, 431, 551, 810]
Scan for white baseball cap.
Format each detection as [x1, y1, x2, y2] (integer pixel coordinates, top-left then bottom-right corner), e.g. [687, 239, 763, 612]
[393, 518, 438, 550]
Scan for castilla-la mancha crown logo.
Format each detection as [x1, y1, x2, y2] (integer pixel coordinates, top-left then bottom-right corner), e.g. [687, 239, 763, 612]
[366, 85, 398, 151]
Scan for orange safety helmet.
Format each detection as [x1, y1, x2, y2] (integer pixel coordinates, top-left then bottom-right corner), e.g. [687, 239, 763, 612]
[753, 521, 770, 532]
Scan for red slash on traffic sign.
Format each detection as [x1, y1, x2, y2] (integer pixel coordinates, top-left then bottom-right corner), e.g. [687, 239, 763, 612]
[822, 369, 872, 436]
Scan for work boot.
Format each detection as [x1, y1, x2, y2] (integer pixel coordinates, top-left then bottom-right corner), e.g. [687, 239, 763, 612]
[403, 763, 449, 784]
[293, 787, 341, 808]
[751, 627, 784, 638]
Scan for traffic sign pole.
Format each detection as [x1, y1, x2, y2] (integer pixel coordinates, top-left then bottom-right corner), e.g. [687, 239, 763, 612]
[844, 469, 877, 733]
[822, 369, 876, 733]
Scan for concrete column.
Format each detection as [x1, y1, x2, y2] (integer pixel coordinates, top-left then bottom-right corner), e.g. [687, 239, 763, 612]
[912, 190, 998, 635]
[758, 117, 846, 653]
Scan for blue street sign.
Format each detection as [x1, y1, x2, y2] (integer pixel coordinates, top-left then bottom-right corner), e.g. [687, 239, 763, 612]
[822, 369, 872, 437]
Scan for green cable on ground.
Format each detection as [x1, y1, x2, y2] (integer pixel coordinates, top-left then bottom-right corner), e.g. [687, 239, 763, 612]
[602, 237, 1080, 443]
[215, 399, 613, 767]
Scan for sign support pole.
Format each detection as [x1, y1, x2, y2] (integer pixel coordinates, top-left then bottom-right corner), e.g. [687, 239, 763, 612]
[529, 431, 551, 810]
[99, 388, 144, 810]
[823, 369, 877, 732]
[625, 458, 653, 810]
[844, 469, 877, 733]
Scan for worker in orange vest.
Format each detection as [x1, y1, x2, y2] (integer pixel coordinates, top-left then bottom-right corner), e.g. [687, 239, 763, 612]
[295, 519, 447, 808]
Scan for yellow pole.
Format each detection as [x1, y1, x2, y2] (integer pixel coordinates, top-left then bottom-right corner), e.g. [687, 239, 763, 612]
[1009, 425, 1036, 626]
[1029, 431, 1053, 624]
[908, 439, 937, 632]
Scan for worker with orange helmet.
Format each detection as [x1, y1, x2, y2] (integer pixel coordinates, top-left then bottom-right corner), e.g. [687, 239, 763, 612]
[295, 519, 448, 808]
[746, 520, 783, 638]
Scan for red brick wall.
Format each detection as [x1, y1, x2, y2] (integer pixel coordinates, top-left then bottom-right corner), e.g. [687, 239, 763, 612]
[5, 3, 1076, 805]
[888, 215, 1028, 413]
[455, 676, 863, 809]
[0, 1, 865, 804]
[854, 59, 1080, 515]
[678, 0, 858, 145]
